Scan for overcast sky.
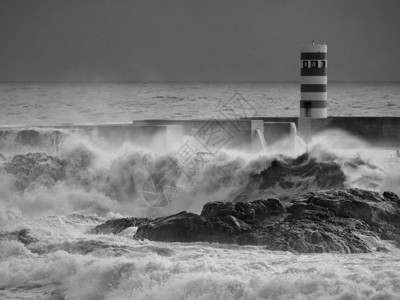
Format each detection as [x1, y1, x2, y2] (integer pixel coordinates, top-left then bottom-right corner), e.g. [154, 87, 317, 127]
[1, 0, 399, 82]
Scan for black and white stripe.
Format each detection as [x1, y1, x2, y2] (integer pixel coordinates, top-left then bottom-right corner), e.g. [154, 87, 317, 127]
[300, 43, 327, 118]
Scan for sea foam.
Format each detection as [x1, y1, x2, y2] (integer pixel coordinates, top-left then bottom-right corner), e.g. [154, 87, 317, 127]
[1, 127, 400, 299]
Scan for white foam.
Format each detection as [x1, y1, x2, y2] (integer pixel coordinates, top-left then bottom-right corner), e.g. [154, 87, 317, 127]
[1, 214, 400, 299]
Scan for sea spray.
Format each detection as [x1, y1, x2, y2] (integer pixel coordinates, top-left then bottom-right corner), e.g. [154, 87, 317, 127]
[1, 213, 400, 300]
[0, 128, 399, 219]
[1, 128, 400, 299]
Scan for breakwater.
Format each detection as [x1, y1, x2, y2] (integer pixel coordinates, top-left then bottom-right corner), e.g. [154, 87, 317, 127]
[1, 117, 399, 152]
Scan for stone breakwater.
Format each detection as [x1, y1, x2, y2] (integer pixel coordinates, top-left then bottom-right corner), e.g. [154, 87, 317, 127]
[126, 189, 400, 253]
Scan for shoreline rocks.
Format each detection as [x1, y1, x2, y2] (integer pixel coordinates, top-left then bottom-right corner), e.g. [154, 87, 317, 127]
[133, 188, 400, 253]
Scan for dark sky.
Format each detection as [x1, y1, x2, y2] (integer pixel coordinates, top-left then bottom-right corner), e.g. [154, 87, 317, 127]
[1, 0, 399, 82]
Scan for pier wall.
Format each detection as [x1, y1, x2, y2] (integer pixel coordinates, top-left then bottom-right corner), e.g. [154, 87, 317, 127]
[310, 117, 400, 147]
[1, 117, 400, 150]
[133, 117, 400, 147]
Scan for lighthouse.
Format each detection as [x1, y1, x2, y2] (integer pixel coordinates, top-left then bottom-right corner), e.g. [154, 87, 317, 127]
[300, 41, 327, 118]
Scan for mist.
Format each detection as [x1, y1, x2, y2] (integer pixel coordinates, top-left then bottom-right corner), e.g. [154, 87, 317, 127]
[0, 126, 398, 225]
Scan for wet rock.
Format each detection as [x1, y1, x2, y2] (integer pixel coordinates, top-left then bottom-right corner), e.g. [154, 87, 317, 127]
[91, 217, 151, 235]
[200, 198, 285, 221]
[252, 198, 285, 218]
[219, 215, 252, 233]
[135, 211, 253, 244]
[260, 213, 373, 253]
[201, 202, 236, 219]
[376, 246, 390, 253]
[383, 191, 400, 204]
[134, 189, 400, 254]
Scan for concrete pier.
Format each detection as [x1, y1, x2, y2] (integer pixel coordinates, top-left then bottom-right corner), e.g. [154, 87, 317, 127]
[1, 117, 400, 152]
[251, 120, 265, 152]
[264, 122, 296, 149]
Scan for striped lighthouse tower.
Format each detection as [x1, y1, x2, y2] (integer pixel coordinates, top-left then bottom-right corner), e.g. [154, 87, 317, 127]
[300, 41, 327, 118]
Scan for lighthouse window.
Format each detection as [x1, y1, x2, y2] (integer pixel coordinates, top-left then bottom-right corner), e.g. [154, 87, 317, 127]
[311, 61, 318, 68]
[321, 60, 326, 68]
[303, 61, 308, 68]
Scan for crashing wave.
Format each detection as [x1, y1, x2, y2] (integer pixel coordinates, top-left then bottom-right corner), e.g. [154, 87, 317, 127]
[0, 128, 397, 220]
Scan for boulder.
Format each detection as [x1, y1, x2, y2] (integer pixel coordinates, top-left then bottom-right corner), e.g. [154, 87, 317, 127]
[135, 211, 253, 244]
[200, 198, 285, 221]
[376, 246, 390, 253]
[91, 217, 150, 235]
[383, 191, 400, 204]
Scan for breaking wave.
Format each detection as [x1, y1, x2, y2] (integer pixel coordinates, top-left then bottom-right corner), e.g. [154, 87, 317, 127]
[0, 127, 399, 222]
[1, 213, 400, 300]
[1, 127, 400, 299]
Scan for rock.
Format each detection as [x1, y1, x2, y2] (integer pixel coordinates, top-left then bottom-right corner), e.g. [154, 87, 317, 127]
[135, 211, 254, 244]
[200, 198, 285, 221]
[287, 202, 330, 217]
[252, 198, 286, 218]
[91, 217, 151, 235]
[260, 213, 373, 253]
[133, 189, 400, 254]
[201, 202, 236, 219]
[219, 215, 252, 233]
[383, 191, 400, 203]
[304, 189, 400, 229]
[376, 246, 390, 253]
[234, 202, 255, 221]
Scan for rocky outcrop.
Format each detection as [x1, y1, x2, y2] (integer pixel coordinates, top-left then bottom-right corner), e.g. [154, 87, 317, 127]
[91, 217, 151, 235]
[134, 199, 285, 244]
[134, 188, 400, 253]
[201, 198, 285, 221]
[134, 211, 253, 244]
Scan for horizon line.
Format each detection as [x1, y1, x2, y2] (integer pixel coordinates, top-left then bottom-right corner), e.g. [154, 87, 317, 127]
[0, 80, 399, 84]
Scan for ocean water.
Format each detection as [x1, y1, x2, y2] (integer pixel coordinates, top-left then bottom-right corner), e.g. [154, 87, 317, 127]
[1, 83, 400, 299]
[0, 82, 399, 126]
[1, 213, 400, 300]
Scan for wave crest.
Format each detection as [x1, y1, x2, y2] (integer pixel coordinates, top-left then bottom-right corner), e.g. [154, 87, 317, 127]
[0, 128, 398, 219]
